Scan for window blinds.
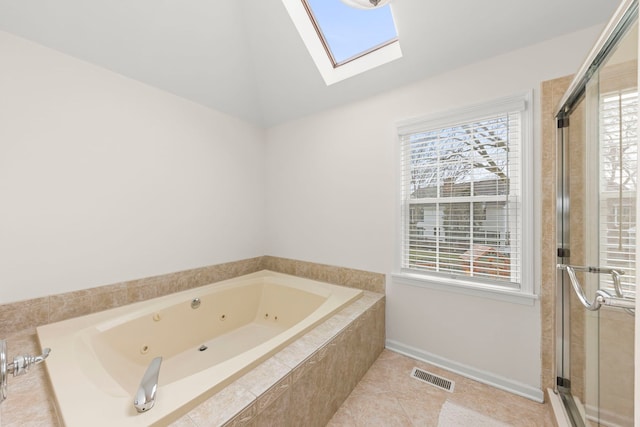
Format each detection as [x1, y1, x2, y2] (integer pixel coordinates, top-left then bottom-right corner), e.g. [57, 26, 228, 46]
[400, 109, 522, 288]
[599, 89, 638, 297]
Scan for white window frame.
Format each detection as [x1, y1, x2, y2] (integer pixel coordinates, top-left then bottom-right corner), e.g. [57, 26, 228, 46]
[280, 0, 403, 85]
[393, 92, 537, 305]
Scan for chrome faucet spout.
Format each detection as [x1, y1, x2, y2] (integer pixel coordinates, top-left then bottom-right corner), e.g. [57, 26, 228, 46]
[134, 356, 162, 413]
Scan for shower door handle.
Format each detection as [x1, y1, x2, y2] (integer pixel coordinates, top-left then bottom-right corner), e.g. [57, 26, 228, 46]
[576, 266, 625, 298]
[557, 264, 627, 297]
[557, 264, 635, 313]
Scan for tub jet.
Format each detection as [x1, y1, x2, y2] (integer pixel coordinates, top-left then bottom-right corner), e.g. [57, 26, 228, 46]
[198, 345, 208, 352]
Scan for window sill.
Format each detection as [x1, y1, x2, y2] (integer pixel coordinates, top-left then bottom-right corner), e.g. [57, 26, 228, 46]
[391, 272, 538, 306]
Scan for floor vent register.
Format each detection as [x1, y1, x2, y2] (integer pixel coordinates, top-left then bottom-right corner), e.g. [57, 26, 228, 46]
[410, 367, 455, 393]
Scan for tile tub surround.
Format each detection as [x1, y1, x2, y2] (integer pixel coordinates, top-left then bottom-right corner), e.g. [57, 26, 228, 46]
[0, 257, 263, 338]
[262, 256, 386, 294]
[173, 292, 385, 427]
[0, 256, 385, 338]
[0, 291, 384, 426]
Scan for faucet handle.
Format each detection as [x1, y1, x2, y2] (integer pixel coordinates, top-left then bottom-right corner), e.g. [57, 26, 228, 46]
[9, 347, 51, 376]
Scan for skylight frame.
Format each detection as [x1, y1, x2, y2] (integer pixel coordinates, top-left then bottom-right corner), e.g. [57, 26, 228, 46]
[281, 0, 403, 85]
[301, 0, 399, 68]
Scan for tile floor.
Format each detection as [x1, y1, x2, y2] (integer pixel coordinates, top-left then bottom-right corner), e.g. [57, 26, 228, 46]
[328, 349, 556, 427]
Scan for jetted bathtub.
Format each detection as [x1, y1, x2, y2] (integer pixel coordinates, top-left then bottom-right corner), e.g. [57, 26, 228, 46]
[37, 270, 362, 426]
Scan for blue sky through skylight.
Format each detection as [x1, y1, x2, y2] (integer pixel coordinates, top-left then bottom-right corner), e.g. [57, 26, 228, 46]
[306, 0, 397, 64]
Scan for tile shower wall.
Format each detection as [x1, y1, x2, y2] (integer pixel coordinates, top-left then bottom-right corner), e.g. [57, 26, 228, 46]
[540, 75, 573, 392]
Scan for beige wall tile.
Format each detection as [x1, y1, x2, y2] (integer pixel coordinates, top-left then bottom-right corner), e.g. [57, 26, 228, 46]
[48, 289, 93, 323]
[255, 376, 291, 416]
[235, 358, 291, 399]
[0, 297, 49, 337]
[188, 383, 256, 427]
[168, 414, 199, 427]
[263, 256, 385, 293]
[90, 282, 128, 312]
[250, 387, 291, 427]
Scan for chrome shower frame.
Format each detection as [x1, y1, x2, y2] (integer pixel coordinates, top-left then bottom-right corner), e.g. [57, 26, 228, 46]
[553, 0, 639, 425]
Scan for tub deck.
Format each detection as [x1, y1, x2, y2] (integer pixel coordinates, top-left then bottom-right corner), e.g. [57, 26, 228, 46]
[36, 271, 364, 426]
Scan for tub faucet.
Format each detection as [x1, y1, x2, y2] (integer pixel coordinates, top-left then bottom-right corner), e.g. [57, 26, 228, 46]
[134, 356, 162, 413]
[1, 339, 51, 404]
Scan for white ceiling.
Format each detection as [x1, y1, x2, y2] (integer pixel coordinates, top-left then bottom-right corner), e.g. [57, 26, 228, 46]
[0, 0, 619, 126]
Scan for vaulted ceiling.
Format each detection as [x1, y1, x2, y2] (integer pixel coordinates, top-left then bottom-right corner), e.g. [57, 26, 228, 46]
[0, 0, 619, 126]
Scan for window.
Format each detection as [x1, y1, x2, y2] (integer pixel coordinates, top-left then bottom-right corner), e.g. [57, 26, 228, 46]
[599, 89, 637, 298]
[281, 0, 402, 85]
[303, 0, 398, 66]
[397, 93, 533, 296]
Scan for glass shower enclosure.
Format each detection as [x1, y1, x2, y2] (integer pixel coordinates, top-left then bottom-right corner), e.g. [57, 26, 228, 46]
[555, 1, 638, 425]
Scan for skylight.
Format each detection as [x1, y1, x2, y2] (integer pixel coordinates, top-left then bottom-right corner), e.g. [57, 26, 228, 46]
[304, 0, 398, 66]
[281, 0, 402, 85]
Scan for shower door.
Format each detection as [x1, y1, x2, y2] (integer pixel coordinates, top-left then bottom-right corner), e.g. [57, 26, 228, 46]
[556, 16, 638, 427]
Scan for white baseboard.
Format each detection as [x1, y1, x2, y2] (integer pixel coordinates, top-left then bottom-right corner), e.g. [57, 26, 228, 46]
[385, 339, 545, 403]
